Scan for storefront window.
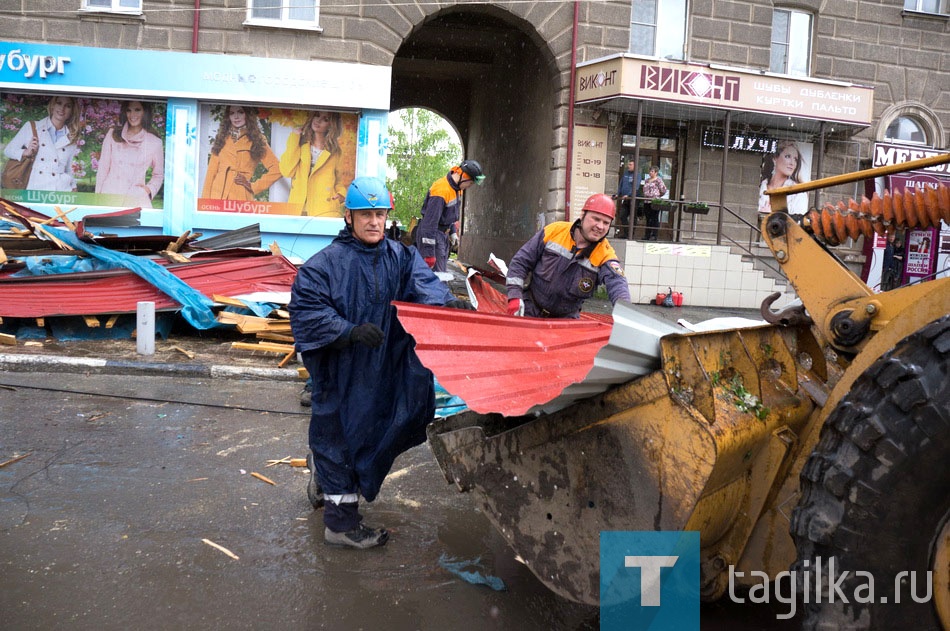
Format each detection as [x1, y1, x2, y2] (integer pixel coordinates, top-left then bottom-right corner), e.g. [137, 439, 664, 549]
[629, 0, 686, 60]
[197, 104, 358, 217]
[1, 92, 165, 208]
[770, 9, 812, 77]
[247, 0, 319, 27]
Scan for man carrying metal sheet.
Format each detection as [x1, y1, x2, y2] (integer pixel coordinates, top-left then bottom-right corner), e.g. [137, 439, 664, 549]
[506, 193, 630, 318]
[289, 177, 474, 549]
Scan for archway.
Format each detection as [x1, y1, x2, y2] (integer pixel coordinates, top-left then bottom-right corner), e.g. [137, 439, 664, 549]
[391, 7, 559, 267]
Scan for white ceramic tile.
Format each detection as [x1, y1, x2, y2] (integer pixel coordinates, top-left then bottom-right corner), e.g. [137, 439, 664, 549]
[740, 290, 759, 309]
[675, 267, 693, 288]
[708, 269, 727, 290]
[692, 268, 710, 287]
[689, 287, 709, 306]
[723, 288, 741, 307]
[741, 271, 759, 291]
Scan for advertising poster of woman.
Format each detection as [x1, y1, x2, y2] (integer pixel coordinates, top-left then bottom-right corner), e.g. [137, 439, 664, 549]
[196, 104, 357, 216]
[757, 139, 813, 216]
[905, 228, 936, 278]
[0, 92, 166, 208]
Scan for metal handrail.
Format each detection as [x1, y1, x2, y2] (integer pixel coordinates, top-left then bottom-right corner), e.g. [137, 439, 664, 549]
[611, 197, 789, 283]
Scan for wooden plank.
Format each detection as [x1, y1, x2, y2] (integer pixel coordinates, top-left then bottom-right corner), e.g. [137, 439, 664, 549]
[269, 241, 283, 256]
[162, 251, 190, 264]
[255, 332, 295, 343]
[215, 311, 244, 325]
[0, 247, 6, 264]
[83, 315, 101, 328]
[52, 206, 77, 230]
[277, 349, 296, 368]
[104, 315, 119, 329]
[167, 230, 191, 253]
[0, 332, 16, 346]
[212, 294, 248, 308]
[231, 341, 296, 354]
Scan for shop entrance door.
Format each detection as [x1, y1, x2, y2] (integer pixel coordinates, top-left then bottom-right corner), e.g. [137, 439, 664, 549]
[620, 134, 678, 240]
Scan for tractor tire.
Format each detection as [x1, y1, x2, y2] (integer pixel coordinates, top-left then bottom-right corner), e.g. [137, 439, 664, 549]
[791, 315, 950, 630]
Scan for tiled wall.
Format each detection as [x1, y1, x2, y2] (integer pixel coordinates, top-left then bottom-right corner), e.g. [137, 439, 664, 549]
[619, 240, 798, 309]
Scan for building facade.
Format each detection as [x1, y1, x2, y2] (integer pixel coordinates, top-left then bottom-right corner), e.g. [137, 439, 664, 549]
[0, 2, 947, 303]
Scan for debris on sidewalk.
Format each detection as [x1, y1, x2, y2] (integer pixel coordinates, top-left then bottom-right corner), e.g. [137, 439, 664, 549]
[0, 452, 31, 468]
[202, 538, 240, 560]
[438, 554, 506, 591]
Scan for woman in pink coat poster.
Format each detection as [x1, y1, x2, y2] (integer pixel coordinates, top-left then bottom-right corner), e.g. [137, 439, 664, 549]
[95, 100, 165, 208]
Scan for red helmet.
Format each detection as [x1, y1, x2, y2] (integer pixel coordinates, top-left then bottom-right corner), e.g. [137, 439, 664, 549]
[582, 193, 616, 220]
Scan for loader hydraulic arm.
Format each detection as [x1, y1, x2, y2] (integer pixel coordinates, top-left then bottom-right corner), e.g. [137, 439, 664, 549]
[762, 152, 950, 356]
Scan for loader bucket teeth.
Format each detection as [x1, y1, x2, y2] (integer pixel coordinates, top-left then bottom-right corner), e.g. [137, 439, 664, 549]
[802, 182, 950, 244]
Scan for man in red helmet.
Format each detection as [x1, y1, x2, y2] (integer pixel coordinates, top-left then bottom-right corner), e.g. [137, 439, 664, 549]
[505, 193, 630, 318]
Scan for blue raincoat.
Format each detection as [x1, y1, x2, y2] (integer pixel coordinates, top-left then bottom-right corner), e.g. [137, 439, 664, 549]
[289, 227, 453, 502]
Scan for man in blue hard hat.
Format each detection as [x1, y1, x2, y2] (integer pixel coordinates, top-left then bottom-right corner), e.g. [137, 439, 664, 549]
[289, 176, 475, 549]
[415, 159, 485, 272]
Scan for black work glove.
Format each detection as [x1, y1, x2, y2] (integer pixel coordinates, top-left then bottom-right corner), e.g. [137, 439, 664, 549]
[445, 299, 476, 311]
[350, 323, 384, 348]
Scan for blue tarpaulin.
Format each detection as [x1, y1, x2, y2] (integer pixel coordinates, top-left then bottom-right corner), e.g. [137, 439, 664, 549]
[46, 227, 218, 329]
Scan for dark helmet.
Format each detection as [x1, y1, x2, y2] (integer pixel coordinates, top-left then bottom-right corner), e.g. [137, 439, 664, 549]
[459, 160, 486, 185]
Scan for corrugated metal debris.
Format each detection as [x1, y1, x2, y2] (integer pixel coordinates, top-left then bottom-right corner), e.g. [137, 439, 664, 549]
[0, 197, 297, 347]
[394, 301, 680, 417]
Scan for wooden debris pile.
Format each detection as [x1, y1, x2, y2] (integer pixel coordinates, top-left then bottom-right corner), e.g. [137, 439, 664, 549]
[214, 294, 297, 367]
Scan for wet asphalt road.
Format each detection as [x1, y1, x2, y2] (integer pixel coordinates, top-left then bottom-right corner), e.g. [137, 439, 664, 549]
[0, 339, 800, 630]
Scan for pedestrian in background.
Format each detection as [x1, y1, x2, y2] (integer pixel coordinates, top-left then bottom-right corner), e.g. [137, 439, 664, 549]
[641, 166, 667, 241]
[613, 158, 637, 238]
[290, 176, 475, 549]
[506, 193, 630, 319]
[415, 159, 485, 272]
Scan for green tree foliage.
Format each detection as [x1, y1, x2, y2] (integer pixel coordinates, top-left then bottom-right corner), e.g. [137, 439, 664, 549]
[386, 108, 462, 227]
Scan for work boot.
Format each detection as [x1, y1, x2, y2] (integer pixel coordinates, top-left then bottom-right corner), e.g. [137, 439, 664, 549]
[299, 384, 312, 407]
[324, 524, 389, 549]
[306, 452, 324, 509]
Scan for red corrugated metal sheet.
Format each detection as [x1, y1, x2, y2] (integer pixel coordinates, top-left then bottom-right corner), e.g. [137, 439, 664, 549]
[0, 255, 297, 318]
[394, 301, 614, 416]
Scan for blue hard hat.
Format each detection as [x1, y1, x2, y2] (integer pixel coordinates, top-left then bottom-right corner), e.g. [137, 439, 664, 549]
[345, 177, 392, 210]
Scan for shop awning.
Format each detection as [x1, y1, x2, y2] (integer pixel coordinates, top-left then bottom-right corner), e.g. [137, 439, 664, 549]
[575, 55, 874, 136]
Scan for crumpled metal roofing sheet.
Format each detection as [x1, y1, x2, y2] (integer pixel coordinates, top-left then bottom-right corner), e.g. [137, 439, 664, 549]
[0, 254, 298, 318]
[394, 301, 681, 417]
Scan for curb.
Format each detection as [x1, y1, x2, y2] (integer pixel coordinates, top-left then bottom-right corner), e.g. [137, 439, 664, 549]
[0, 353, 299, 381]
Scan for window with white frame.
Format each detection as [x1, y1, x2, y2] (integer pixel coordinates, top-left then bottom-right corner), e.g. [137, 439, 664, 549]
[770, 9, 812, 76]
[629, 0, 687, 60]
[246, 0, 320, 29]
[903, 0, 949, 15]
[885, 115, 930, 145]
[83, 0, 142, 13]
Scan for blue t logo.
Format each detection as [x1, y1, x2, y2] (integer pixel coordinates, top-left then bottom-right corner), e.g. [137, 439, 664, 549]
[601, 531, 699, 630]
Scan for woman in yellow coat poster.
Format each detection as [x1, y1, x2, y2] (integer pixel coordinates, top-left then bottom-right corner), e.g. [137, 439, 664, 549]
[202, 105, 280, 201]
[279, 110, 347, 217]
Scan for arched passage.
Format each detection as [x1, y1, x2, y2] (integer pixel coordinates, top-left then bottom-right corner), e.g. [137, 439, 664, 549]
[391, 7, 560, 266]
